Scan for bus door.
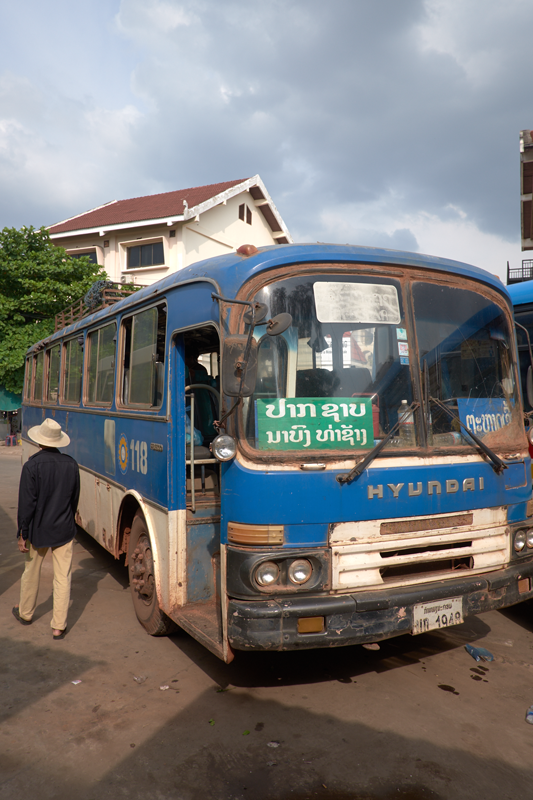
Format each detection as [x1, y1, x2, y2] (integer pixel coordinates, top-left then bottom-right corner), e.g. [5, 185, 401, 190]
[171, 327, 225, 658]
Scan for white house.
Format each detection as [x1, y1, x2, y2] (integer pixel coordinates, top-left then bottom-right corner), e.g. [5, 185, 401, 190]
[48, 175, 292, 286]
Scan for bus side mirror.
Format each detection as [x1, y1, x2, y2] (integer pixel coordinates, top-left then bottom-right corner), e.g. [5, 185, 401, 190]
[528, 366, 533, 408]
[222, 335, 258, 397]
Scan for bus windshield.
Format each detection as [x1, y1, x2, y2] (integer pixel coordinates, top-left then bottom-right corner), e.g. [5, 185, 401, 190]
[414, 282, 520, 449]
[242, 273, 522, 455]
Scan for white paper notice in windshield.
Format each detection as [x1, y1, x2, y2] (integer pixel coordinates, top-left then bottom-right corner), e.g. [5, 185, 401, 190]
[313, 282, 401, 324]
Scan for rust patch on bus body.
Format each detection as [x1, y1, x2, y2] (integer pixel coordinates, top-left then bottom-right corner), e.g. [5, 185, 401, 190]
[380, 514, 473, 536]
[102, 528, 115, 554]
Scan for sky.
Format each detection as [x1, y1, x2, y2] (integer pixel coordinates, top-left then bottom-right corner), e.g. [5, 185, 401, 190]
[0, 0, 531, 282]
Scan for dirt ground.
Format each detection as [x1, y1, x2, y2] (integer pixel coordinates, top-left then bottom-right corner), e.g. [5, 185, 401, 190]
[1, 446, 533, 800]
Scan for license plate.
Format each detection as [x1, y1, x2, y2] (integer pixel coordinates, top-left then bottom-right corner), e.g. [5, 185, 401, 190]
[412, 596, 463, 635]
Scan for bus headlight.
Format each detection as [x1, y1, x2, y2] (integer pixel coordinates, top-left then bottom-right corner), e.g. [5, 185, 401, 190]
[255, 561, 280, 587]
[211, 433, 237, 461]
[514, 530, 527, 552]
[288, 559, 313, 585]
[527, 529, 533, 549]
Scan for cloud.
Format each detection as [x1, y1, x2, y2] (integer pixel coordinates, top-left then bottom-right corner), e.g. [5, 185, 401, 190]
[0, 0, 530, 280]
[0, 70, 145, 225]
[110, 1, 529, 240]
[116, 0, 196, 41]
[310, 194, 519, 282]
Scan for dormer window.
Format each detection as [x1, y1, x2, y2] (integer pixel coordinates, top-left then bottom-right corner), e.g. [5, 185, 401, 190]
[239, 203, 252, 225]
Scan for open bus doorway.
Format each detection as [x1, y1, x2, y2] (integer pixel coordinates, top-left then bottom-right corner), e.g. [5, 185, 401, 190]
[173, 327, 226, 658]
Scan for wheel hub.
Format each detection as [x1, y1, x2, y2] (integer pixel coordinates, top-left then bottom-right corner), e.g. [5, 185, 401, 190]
[131, 535, 155, 603]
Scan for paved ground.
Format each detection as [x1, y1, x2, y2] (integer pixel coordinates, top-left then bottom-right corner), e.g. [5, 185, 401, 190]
[1, 446, 533, 800]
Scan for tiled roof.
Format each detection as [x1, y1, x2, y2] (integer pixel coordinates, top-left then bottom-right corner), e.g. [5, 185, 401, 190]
[49, 178, 249, 234]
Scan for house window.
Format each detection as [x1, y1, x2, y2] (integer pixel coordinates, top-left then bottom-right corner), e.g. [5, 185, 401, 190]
[46, 344, 61, 403]
[62, 337, 84, 404]
[70, 251, 98, 264]
[127, 242, 165, 269]
[121, 304, 167, 408]
[86, 323, 116, 405]
[239, 203, 252, 225]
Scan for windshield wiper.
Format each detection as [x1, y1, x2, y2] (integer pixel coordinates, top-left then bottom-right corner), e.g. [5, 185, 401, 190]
[336, 402, 420, 485]
[429, 396, 507, 474]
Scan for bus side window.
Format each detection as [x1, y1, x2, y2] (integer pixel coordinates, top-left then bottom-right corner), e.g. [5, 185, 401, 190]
[86, 323, 116, 405]
[33, 352, 44, 402]
[24, 356, 33, 402]
[121, 304, 166, 408]
[62, 337, 84, 404]
[45, 344, 61, 403]
[515, 308, 533, 413]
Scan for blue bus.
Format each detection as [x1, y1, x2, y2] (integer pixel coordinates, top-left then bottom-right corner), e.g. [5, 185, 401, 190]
[22, 243, 533, 662]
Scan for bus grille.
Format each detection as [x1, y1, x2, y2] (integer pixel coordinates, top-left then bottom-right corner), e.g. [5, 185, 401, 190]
[330, 508, 508, 592]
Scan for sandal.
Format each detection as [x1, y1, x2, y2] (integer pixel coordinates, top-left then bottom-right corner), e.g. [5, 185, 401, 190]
[12, 607, 32, 626]
[52, 628, 67, 640]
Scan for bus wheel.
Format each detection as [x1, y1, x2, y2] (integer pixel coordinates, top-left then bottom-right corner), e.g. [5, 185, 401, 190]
[127, 512, 177, 636]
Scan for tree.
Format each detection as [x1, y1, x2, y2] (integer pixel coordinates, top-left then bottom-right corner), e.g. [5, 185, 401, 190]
[0, 226, 107, 394]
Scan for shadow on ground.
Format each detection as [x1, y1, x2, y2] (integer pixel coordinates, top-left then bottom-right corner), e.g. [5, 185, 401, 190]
[166, 614, 492, 690]
[3, 686, 530, 800]
[0, 637, 102, 725]
[497, 597, 533, 634]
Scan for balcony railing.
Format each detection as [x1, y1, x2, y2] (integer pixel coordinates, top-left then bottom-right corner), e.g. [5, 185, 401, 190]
[507, 260, 533, 285]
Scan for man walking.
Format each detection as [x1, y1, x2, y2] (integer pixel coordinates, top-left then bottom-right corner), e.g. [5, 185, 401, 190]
[12, 418, 80, 639]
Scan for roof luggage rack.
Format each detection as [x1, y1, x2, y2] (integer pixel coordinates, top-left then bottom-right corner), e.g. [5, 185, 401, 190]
[54, 282, 146, 332]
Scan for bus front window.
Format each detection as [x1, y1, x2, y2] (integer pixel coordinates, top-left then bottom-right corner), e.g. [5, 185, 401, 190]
[413, 282, 522, 450]
[243, 274, 416, 453]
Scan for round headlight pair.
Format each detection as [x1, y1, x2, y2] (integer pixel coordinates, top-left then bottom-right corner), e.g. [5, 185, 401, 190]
[211, 433, 236, 462]
[255, 558, 313, 587]
[514, 529, 533, 552]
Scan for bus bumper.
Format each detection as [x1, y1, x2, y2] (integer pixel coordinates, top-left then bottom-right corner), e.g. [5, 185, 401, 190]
[227, 560, 533, 651]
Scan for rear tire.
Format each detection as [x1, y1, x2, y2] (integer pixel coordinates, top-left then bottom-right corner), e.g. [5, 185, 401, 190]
[127, 511, 177, 636]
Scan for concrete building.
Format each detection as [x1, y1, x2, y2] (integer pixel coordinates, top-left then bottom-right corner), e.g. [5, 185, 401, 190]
[520, 130, 533, 253]
[48, 176, 292, 286]
[507, 131, 533, 284]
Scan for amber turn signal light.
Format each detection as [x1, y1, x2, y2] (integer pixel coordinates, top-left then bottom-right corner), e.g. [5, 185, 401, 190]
[227, 522, 284, 546]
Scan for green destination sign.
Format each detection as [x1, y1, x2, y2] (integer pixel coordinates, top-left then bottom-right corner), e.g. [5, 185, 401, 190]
[256, 397, 374, 451]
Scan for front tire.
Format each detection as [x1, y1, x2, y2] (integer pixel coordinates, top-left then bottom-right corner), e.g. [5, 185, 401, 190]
[127, 511, 177, 636]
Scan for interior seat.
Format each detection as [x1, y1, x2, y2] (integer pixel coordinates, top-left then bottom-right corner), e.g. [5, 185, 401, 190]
[332, 367, 373, 397]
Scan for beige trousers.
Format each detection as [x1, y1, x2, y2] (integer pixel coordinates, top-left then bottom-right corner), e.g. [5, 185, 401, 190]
[19, 540, 74, 631]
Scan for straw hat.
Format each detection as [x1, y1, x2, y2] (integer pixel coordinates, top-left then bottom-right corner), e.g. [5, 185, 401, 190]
[28, 418, 71, 448]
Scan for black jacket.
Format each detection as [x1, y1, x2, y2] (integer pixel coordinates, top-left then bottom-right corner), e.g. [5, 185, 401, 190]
[17, 448, 80, 548]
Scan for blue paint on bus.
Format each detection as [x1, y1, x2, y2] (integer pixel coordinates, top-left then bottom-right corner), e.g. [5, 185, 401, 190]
[221, 457, 530, 537]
